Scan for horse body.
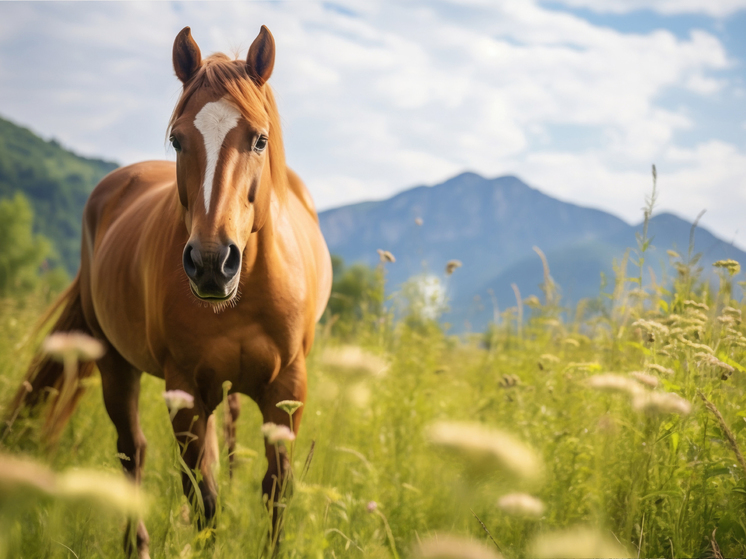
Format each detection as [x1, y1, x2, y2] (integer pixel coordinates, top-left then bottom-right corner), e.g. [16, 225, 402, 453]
[84, 160, 329, 398]
[9, 25, 332, 558]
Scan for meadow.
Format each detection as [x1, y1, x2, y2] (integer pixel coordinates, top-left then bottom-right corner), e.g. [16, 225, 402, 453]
[0, 230, 745, 558]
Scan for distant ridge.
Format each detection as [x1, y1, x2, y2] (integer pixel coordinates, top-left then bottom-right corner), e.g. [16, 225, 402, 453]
[0, 115, 118, 273]
[319, 172, 746, 331]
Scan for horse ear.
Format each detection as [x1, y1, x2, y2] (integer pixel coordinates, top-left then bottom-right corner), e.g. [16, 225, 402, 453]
[173, 27, 202, 84]
[246, 25, 275, 86]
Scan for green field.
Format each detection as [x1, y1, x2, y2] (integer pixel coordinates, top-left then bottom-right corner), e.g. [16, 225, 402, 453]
[0, 245, 745, 558]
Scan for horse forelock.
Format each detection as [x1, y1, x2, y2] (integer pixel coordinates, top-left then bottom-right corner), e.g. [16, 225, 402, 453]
[168, 53, 288, 202]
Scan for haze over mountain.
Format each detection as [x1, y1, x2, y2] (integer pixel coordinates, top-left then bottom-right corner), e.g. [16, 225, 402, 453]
[319, 172, 746, 330]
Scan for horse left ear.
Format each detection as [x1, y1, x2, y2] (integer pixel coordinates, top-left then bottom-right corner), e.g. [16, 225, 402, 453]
[173, 27, 202, 84]
[246, 25, 275, 86]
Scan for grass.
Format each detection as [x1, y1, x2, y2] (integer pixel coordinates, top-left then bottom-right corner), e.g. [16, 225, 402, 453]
[0, 245, 744, 558]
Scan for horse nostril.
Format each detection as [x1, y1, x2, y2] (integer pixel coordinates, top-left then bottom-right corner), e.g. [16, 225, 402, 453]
[221, 243, 241, 279]
[183, 243, 199, 280]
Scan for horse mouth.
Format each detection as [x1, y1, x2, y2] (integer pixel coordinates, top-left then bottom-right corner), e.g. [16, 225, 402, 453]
[189, 282, 239, 307]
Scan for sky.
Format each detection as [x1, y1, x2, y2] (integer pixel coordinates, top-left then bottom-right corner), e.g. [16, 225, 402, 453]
[1, 1, 745, 248]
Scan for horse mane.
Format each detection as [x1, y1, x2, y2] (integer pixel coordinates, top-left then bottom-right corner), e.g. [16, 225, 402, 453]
[168, 53, 288, 202]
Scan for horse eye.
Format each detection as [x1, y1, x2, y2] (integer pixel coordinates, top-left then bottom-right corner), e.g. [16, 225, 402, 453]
[254, 135, 268, 153]
[170, 136, 182, 152]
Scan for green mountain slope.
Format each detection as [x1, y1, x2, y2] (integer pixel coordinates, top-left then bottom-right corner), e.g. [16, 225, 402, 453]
[0, 116, 118, 273]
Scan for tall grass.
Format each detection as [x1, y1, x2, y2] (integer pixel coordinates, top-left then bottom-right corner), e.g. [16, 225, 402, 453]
[0, 229, 744, 558]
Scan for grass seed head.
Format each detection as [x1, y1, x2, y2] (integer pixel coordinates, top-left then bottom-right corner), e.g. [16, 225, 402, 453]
[497, 492, 545, 517]
[320, 345, 388, 378]
[683, 300, 710, 312]
[530, 526, 629, 559]
[722, 306, 742, 321]
[0, 454, 56, 499]
[646, 363, 674, 376]
[633, 391, 692, 416]
[427, 421, 543, 482]
[629, 371, 659, 388]
[57, 470, 145, 515]
[43, 332, 105, 362]
[445, 260, 462, 275]
[414, 533, 502, 559]
[667, 250, 680, 259]
[587, 374, 644, 396]
[377, 249, 396, 263]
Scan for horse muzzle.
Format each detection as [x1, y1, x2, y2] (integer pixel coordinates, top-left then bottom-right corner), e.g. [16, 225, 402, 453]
[183, 241, 241, 300]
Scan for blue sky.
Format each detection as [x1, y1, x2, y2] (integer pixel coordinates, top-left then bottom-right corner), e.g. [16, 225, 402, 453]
[0, 1, 744, 247]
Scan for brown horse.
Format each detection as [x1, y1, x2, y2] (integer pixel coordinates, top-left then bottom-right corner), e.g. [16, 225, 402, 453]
[8, 25, 332, 558]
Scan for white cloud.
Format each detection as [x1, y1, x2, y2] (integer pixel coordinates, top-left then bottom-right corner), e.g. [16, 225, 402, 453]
[546, 0, 746, 17]
[0, 0, 744, 249]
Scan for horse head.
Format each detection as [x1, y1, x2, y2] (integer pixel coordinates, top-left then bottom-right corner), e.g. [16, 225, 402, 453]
[169, 26, 284, 306]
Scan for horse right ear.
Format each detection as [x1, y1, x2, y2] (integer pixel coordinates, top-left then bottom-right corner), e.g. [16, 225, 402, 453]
[173, 27, 202, 84]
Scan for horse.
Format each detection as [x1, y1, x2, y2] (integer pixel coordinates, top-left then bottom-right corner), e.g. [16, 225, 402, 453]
[7, 25, 332, 558]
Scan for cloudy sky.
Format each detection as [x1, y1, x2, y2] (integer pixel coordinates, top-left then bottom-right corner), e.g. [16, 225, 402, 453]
[1, 1, 745, 247]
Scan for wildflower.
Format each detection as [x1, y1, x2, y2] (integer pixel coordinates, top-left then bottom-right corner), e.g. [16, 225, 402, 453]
[414, 534, 502, 559]
[43, 332, 105, 362]
[276, 400, 303, 416]
[497, 493, 545, 517]
[366, 501, 377, 513]
[261, 422, 295, 444]
[427, 421, 543, 482]
[377, 249, 395, 263]
[717, 315, 736, 326]
[646, 363, 674, 376]
[530, 526, 629, 559]
[633, 392, 692, 416]
[415, 217, 423, 226]
[629, 371, 659, 388]
[587, 374, 643, 396]
[667, 250, 680, 259]
[319, 345, 388, 377]
[713, 259, 741, 276]
[445, 260, 462, 276]
[162, 390, 194, 413]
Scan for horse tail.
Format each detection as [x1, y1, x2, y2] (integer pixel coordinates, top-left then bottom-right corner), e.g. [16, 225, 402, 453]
[5, 274, 97, 442]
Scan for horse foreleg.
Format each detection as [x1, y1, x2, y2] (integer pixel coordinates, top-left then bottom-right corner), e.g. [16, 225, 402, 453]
[168, 385, 218, 528]
[99, 353, 149, 559]
[223, 393, 241, 478]
[259, 357, 307, 548]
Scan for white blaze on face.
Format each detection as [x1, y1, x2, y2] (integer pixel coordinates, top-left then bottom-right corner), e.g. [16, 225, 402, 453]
[193, 99, 241, 213]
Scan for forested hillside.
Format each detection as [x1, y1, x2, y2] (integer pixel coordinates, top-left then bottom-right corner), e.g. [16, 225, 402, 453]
[0, 116, 118, 273]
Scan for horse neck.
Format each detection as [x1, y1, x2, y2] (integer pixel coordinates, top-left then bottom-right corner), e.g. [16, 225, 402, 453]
[242, 188, 282, 274]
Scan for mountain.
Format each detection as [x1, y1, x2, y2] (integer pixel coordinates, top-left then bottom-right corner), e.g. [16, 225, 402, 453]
[319, 172, 746, 331]
[0, 115, 118, 273]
